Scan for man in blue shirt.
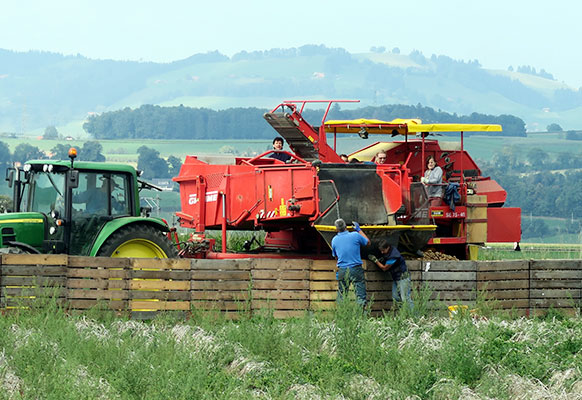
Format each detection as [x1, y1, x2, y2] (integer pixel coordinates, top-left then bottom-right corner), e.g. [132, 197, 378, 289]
[331, 218, 370, 306]
[368, 240, 413, 309]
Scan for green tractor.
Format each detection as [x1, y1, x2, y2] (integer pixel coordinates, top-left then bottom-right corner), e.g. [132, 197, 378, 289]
[1, 151, 178, 258]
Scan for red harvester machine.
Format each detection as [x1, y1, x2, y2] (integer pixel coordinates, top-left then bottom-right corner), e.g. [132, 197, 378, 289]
[174, 100, 521, 259]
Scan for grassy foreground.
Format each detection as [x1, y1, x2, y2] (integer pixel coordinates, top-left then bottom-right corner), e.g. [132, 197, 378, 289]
[1, 298, 582, 399]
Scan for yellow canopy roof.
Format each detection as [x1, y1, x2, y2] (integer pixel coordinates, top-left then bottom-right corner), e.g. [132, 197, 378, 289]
[407, 123, 502, 133]
[324, 118, 502, 135]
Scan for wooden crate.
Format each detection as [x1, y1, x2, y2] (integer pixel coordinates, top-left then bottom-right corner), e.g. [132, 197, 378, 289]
[1, 254, 68, 308]
[191, 258, 251, 313]
[252, 258, 310, 315]
[530, 260, 582, 311]
[477, 260, 529, 312]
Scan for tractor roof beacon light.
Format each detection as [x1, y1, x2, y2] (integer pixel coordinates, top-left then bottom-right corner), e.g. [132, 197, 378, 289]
[68, 148, 77, 168]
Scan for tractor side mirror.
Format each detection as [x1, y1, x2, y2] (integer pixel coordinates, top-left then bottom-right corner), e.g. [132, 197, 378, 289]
[5, 168, 15, 188]
[67, 170, 79, 189]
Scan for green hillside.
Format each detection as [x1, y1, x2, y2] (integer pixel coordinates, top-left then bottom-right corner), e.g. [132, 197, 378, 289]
[1, 46, 582, 136]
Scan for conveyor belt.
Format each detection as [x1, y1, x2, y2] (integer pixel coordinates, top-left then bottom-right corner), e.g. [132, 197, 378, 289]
[263, 112, 319, 161]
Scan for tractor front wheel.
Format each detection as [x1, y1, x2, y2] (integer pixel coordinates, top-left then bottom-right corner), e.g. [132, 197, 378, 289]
[97, 225, 178, 258]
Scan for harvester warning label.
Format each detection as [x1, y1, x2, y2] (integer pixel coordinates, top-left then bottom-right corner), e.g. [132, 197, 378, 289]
[188, 191, 218, 205]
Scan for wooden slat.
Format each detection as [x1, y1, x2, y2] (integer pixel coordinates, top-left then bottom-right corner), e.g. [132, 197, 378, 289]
[310, 291, 337, 301]
[3, 287, 67, 297]
[478, 271, 529, 281]
[252, 300, 309, 310]
[130, 301, 190, 311]
[68, 289, 130, 300]
[192, 281, 250, 290]
[131, 291, 191, 300]
[68, 299, 127, 309]
[1, 254, 68, 266]
[0, 265, 67, 276]
[251, 290, 309, 300]
[310, 281, 336, 291]
[129, 280, 189, 291]
[253, 258, 313, 270]
[531, 260, 582, 270]
[481, 290, 529, 300]
[252, 280, 309, 290]
[1, 276, 66, 286]
[310, 271, 336, 281]
[421, 261, 476, 272]
[430, 291, 476, 301]
[532, 270, 582, 280]
[67, 278, 127, 290]
[477, 280, 529, 290]
[311, 260, 336, 271]
[191, 300, 248, 311]
[477, 260, 529, 272]
[422, 271, 476, 281]
[252, 270, 309, 280]
[67, 268, 129, 279]
[192, 270, 250, 280]
[423, 281, 476, 291]
[530, 289, 581, 299]
[68, 256, 129, 268]
[130, 270, 190, 280]
[191, 291, 249, 301]
[530, 280, 581, 289]
[191, 259, 252, 270]
[131, 258, 191, 270]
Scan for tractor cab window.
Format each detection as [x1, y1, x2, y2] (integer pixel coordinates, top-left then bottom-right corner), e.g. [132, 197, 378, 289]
[111, 174, 130, 216]
[28, 171, 66, 215]
[72, 172, 131, 217]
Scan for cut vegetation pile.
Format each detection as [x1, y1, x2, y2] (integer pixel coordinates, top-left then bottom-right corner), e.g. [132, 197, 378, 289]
[1, 299, 582, 399]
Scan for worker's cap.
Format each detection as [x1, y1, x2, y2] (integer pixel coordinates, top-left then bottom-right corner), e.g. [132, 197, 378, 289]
[334, 218, 346, 231]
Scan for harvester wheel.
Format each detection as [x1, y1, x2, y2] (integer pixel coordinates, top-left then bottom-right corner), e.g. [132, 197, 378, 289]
[97, 225, 178, 258]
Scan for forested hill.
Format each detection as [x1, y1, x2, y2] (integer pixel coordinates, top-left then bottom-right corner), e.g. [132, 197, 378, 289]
[1, 45, 581, 134]
[82, 104, 526, 139]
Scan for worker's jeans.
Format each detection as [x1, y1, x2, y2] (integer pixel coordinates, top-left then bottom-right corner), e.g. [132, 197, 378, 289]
[393, 273, 413, 309]
[337, 266, 367, 306]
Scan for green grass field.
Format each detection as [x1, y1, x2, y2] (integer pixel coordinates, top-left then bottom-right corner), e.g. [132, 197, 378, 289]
[1, 296, 581, 399]
[2, 129, 580, 164]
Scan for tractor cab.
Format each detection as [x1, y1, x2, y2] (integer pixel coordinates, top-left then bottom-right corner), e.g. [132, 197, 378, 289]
[4, 160, 135, 255]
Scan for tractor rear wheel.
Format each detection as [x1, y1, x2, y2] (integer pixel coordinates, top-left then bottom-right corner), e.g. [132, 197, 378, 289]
[97, 225, 178, 258]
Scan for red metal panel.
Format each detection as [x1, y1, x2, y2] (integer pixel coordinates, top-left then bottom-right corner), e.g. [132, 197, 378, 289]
[474, 179, 507, 205]
[487, 207, 521, 242]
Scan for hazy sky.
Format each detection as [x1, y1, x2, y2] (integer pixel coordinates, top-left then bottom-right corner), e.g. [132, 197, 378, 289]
[1, 0, 580, 88]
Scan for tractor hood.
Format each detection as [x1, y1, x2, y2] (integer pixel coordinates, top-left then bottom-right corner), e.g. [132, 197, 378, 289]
[0, 212, 46, 251]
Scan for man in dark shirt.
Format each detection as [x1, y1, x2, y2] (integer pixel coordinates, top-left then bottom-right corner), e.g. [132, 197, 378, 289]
[368, 240, 413, 308]
[268, 137, 292, 162]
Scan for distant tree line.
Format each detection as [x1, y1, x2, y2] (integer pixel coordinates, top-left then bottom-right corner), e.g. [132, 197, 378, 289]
[83, 103, 527, 139]
[481, 147, 582, 238]
[0, 140, 181, 182]
[0, 141, 107, 170]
